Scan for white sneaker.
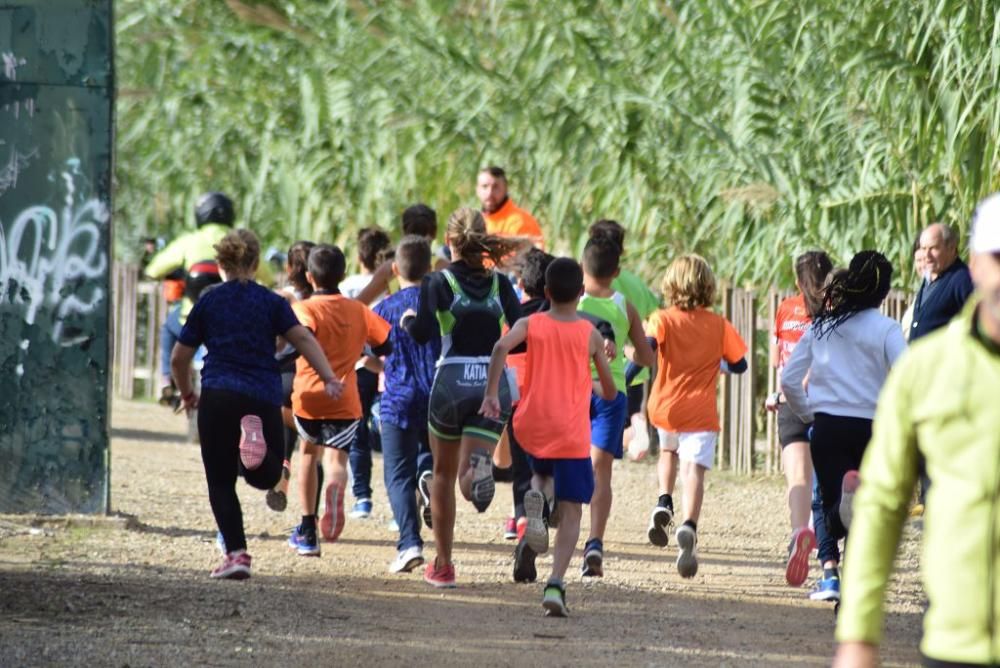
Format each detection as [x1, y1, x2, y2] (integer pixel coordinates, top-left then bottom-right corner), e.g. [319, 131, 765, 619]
[627, 415, 650, 461]
[675, 524, 699, 578]
[389, 546, 424, 573]
[522, 490, 549, 555]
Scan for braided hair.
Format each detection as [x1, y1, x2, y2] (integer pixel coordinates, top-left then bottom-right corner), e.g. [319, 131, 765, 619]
[812, 250, 893, 339]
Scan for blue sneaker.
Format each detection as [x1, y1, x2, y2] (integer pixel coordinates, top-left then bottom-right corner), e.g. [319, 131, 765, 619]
[809, 575, 841, 602]
[581, 538, 604, 577]
[349, 498, 373, 519]
[288, 525, 321, 556]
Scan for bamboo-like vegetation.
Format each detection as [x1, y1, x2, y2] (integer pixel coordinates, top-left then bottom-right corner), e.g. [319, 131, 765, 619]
[117, 0, 1000, 286]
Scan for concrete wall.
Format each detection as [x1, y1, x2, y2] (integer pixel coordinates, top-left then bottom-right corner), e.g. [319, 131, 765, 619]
[0, 1, 113, 513]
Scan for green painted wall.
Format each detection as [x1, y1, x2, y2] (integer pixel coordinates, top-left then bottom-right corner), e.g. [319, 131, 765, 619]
[0, 2, 113, 513]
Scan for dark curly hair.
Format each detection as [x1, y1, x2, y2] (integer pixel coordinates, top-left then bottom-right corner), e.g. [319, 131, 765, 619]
[813, 250, 893, 339]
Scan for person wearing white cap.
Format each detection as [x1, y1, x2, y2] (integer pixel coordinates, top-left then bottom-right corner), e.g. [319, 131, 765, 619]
[833, 193, 1000, 668]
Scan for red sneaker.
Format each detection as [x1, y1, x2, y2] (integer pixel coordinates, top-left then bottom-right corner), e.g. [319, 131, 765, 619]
[320, 481, 346, 542]
[238, 415, 266, 470]
[210, 551, 251, 580]
[503, 517, 517, 540]
[785, 527, 815, 587]
[423, 560, 457, 588]
[516, 516, 527, 543]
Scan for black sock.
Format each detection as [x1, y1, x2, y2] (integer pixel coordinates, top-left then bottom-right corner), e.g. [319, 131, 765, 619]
[823, 567, 839, 580]
[301, 514, 317, 533]
[683, 519, 697, 532]
[658, 493, 673, 510]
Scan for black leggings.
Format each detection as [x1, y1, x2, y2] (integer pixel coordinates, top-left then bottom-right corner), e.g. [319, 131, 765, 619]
[809, 412, 872, 541]
[507, 405, 532, 520]
[198, 388, 284, 553]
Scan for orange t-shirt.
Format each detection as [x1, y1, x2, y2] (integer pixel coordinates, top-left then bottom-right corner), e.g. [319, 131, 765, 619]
[512, 314, 593, 459]
[773, 294, 810, 373]
[292, 294, 391, 420]
[483, 199, 544, 247]
[646, 306, 747, 432]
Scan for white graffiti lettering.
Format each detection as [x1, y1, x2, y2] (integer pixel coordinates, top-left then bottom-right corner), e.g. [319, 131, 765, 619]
[0, 160, 109, 346]
[0, 144, 38, 198]
[1, 51, 36, 119]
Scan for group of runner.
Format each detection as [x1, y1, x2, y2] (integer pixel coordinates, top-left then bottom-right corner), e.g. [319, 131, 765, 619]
[160, 166, 1000, 659]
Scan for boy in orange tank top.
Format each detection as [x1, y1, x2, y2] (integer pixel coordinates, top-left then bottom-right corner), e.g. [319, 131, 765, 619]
[481, 258, 616, 617]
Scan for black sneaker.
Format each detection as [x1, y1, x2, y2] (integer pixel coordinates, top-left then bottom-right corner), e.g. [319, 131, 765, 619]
[647, 504, 674, 547]
[513, 539, 537, 583]
[417, 470, 433, 529]
[581, 538, 603, 578]
[265, 464, 291, 512]
[542, 581, 569, 617]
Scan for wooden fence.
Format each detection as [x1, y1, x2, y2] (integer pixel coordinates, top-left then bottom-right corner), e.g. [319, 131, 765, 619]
[109, 263, 911, 476]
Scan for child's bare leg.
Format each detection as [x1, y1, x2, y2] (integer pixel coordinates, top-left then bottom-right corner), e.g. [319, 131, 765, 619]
[589, 448, 614, 540]
[782, 441, 812, 530]
[298, 441, 321, 514]
[430, 434, 460, 565]
[658, 449, 679, 495]
[680, 460, 707, 523]
[549, 501, 582, 583]
[325, 447, 350, 490]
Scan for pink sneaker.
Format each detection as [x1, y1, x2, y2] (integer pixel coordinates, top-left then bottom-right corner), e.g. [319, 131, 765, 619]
[503, 517, 517, 541]
[423, 560, 456, 588]
[239, 415, 266, 470]
[210, 551, 251, 580]
[320, 481, 346, 542]
[785, 526, 815, 587]
[840, 470, 861, 530]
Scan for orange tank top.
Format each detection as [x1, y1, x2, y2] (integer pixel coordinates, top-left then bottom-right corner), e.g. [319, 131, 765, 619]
[512, 313, 593, 459]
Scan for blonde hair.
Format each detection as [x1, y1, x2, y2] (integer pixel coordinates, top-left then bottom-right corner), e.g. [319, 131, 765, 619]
[214, 229, 260, 276]
[661, 254, 716, 310]
[446, 207, 529, 268]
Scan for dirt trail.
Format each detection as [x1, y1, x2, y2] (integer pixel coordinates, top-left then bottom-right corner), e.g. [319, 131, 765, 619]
[0, 399, 924, 666]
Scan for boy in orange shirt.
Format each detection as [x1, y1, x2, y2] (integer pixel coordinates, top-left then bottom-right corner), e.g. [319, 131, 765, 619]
[643, 254, 748, 578]
[481, 258, 616, 616]
[288, 245, 393, 556]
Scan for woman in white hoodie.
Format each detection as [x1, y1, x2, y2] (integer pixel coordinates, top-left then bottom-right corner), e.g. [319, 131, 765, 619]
[781, 251, 906, 551]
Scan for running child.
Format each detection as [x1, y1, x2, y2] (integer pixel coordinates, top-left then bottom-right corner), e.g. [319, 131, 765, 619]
[341, 227, 392, 520]
[287, 245, 393, 556]
[766, 251, 833, 588]
[481, 257, 617, 616]
[402, 207, 526, 588]
[577, 236, 656, 577]
[171, 229, 343, 579]
[643, 254, 748, 578]
[781, 251, 905, 569]
[372, 236, 441, 573]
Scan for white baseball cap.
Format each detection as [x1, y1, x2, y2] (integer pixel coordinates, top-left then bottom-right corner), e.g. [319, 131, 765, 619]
[971, 193, 1000, 254]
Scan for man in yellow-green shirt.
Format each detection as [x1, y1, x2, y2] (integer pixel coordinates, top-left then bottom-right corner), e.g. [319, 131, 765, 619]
[834, 194, 1000, 667]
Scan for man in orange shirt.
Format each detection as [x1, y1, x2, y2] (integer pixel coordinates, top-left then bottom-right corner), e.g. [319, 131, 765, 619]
[476, 166, 545, 248]
[287, 245, 393, 557]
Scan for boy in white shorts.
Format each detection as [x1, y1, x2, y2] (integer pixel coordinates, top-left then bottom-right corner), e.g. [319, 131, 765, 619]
[642, 255, 748, 578]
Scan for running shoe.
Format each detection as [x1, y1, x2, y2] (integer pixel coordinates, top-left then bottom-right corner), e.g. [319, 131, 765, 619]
[320, 481, 346, 542]
[542, 582, 569, 617]
[388, 517, 399, 532]
[417, 470, 433, 529]
[840, 470, 861, 530]
[265, 462, 291, 512]
[513, 539, 537, 583]
[809, 575, 841, 602]
[288, 524, 321, 556]
[647, 504, 674, 548]
[349, 498, 373, 519]
[238, 415, 266, 471]
[516, 516, 527, 543]
[503, 517, 517, 540]
[389, 546, 424, 574]
[210, 551, 251, 580]
[581, 538, 604, 578]
[785, 527, 816, 587]
[469, 448, 495, 513]
[423, 560, 457, 588]
[675, 524, 699, 578]
[522, 490, 549, 555]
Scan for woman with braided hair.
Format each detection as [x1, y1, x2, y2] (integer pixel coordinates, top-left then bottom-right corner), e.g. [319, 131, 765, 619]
[780, 251, 907, 586]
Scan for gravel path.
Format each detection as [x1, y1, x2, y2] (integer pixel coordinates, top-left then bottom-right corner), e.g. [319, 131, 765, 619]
[0, 399, 924, 666]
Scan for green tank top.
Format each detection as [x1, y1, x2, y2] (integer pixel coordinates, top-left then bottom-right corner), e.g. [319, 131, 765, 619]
[612, 269, 659, 386]
[436, 269, 506, 362]
[578, 291, 629, 392]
